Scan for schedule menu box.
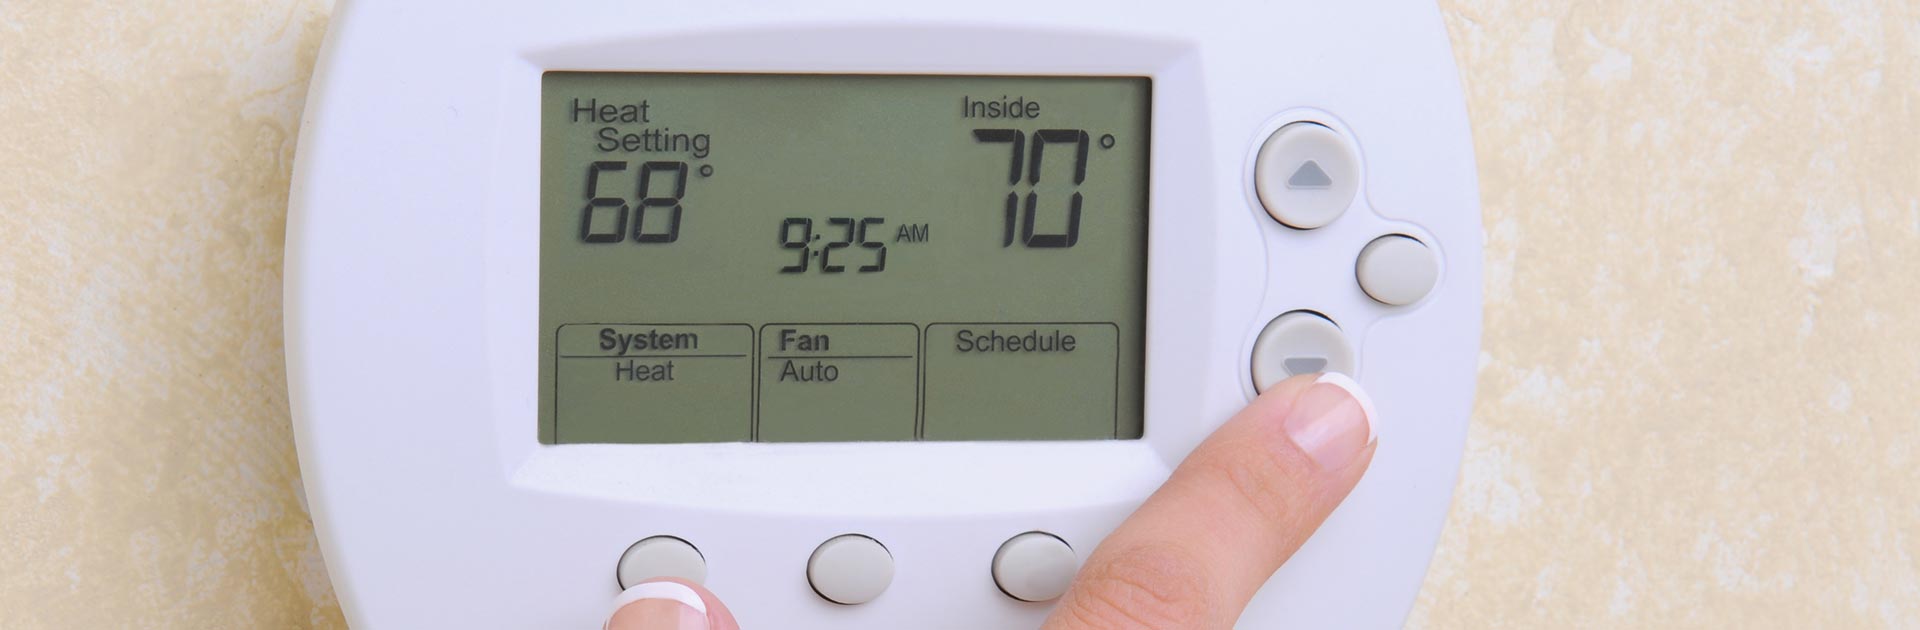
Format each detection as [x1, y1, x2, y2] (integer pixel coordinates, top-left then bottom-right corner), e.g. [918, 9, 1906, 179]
[921, 324, 1120, 441]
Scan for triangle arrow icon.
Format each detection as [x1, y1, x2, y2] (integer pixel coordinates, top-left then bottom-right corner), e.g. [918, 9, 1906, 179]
[1283, 356, 1328, 375]
[1287, 160, 1334, 190]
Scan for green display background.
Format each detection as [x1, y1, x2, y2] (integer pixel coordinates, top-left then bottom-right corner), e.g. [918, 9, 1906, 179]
[538, 73, 1150, 444]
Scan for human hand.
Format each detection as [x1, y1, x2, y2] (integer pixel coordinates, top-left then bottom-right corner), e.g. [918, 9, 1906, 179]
[604, 579, 739, 630]
[604, 373, 1376, 630]
[1042, 373, 1377, 629]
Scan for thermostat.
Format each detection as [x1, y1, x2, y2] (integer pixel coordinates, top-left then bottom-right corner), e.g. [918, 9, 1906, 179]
[285, 1, 1482, 627]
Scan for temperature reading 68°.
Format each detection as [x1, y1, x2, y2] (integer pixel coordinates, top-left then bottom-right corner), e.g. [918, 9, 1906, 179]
[574, 160, 715, 244]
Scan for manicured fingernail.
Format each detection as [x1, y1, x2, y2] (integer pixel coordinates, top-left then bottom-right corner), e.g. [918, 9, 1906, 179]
[1283, 373, 1378, 470]
[605, 582, 710, 630]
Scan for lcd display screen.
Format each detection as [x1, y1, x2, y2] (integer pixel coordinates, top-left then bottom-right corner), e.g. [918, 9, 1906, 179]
[538, 72, 1150, 444]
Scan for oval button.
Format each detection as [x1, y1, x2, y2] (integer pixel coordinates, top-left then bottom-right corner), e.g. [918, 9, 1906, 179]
[616, 536, 707, 589]
[808, 534, 894, 605]
[992, 532, 1078, 602]
[1357, 235, 1440, 306]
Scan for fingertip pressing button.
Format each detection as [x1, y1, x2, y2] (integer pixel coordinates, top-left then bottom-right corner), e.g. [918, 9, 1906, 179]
[1254, 122, 1361, 229]
[808, 534, 893, 605]
[616, 536, 707, 589]
[992, 532, 1078, 602]
[1251, 311, 1356, 392]
[1356, 235, 1440, 306]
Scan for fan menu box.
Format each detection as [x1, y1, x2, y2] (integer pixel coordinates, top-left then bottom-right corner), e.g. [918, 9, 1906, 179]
[757, 324, 920, 442]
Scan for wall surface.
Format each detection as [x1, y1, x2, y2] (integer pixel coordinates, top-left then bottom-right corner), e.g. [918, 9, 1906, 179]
[1412, 1, 1920, 627]
[1, 1, 1915, 628]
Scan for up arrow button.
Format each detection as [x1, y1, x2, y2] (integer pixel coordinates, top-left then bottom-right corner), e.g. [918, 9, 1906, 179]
[1255, 122, 1361, 229]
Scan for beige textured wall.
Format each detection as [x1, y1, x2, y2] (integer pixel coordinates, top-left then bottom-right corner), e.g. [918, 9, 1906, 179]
[1, 1, 1915, 628]
[0, 0, 343, 627]
[1414, 1, 1920, 627]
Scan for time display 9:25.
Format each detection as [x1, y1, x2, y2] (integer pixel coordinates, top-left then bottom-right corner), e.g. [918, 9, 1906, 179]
[778, 217, 888, 274]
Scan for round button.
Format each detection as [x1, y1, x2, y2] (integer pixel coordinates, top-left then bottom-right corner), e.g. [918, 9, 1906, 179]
[807, 534, 893, 605]
[1254, 122, 1361, 229]
[1357, 235, 1440, 306]
[616, 536, 707, 589]
[992, 532, 1078, 602]
[1250, 311, 1356, 392]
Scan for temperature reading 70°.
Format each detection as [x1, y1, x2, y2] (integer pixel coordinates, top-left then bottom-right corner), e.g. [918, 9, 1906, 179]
[973, 129, 1114, 248]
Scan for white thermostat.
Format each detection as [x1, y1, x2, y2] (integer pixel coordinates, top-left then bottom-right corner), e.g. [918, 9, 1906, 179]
[286, 0, 1482, 627]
